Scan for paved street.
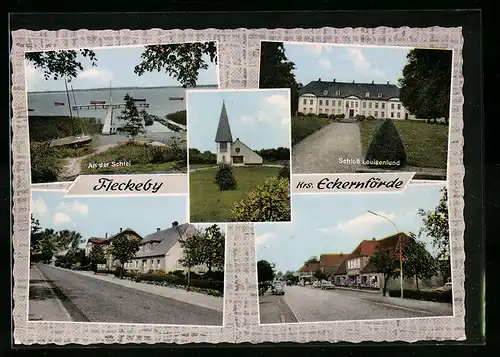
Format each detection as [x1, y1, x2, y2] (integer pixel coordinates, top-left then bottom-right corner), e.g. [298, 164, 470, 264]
[292, 122, 362, 174]
[29, 264, 223, 325]
[259, 293, 298, 324]
[261, 285, 453, 323]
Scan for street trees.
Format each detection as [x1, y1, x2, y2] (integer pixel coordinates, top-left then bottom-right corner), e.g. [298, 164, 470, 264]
[304, 256, 319, 266]
[259, 42, 302, 115]
[398, 49, 452, 124]
[369, 249, 400, 296]
[107, 235, 141, 279]
[257, 260, 276, 294]
[418, 187, 451, 283]
[404, 233, 438, 290]
[118, 94, 145, 141]
[89, 244, 106, 272]
[200, 224, 226, 273]
[179, 232, 204, 287]
[314, 269, 327, 281]
[283, 271, 299, 285]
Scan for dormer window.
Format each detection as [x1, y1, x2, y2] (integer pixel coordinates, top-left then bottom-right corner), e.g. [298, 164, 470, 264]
[365, 92, 370, 98]
[336, 91, 341, 96]
[378, 93, 383, 98]
[322, 89, 329, 96]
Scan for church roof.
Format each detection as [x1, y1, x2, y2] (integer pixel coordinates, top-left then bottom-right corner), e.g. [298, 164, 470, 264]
[215, 101, 233, 142]
[299, 80, 400, 100]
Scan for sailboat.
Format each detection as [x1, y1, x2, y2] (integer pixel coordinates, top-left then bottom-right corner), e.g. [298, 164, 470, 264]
[50, 78, 93, 148]
[101, 83, 116, 135]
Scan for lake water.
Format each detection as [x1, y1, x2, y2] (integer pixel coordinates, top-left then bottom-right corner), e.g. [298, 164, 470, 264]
[28, 86, 216, 147]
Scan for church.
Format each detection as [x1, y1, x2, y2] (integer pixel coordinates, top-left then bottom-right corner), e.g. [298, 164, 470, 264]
[214, 100, 263, 166]
[297, 78, 416, 120]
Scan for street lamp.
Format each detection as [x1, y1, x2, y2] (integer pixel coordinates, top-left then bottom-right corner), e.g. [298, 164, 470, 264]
[367, 210, 404, 299]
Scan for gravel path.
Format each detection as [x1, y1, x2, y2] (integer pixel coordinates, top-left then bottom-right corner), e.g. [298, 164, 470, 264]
[58, 143, 117, 181]
[292, 122, 362, 174]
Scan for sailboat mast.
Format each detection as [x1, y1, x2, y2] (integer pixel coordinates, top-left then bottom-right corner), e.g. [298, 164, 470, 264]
[70, 85, 84, 136]
[64, 77, 73, 119]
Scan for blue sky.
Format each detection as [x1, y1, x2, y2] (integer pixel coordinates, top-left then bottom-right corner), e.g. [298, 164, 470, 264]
[25, 44, 218, 92]
[187, 89, 291, 152]
[281, 42, 412, 86]
[255, 183, 447, 273]
[30, 191, 222, 247]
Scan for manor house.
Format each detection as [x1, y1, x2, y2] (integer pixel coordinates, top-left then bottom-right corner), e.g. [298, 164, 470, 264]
[298, 79, 416, 120]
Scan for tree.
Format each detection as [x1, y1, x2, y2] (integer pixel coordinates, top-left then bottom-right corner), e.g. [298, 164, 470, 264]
[418, 187, 451, 282]
[118, 94, 145, 140]
[214, 163, 238, 191]
[30, 215, 42, 260]
[314, 269, 327, 281]
[200, 224, 225, 272]
[257, 260, 276, 283]
[178, 232, 204, 287]
[55, 229, 83, 252]
[134, 42, 218, 87]
[284, 271, 299, 285]
[369, 249, 400, 296]
[25, 49, 97, 82]
[364, 118, 407, 169]
[107, 235, 141, 279]
[304, 256, 319, 266]
[404, 233, 438, 290]
[398, 49, 452, 123]
[275, 271, 284, 280]
[89, 244, 106, 272]
[259, 42, 301, 114]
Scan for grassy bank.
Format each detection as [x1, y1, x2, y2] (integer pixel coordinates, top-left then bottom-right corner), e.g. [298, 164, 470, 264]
[359, 120, 449, 169]
[80, 141, 187, 174]
[291, 116, 332, 145]
[190, 166, 281, 222]
[29, 116, 101, 141]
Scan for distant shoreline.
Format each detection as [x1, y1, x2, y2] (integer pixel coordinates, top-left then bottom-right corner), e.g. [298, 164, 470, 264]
[28, 84, 218, 94]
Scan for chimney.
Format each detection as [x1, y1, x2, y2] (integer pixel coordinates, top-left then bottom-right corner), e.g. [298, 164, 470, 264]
[105, 233, 108, 239]
[352, 80, 355, 83]
[157, 228, 161, 232]
[120, 228, 122, 233]
[372, 80, 374, 84]
[318, 78, 321, 81]
[387, 81, 389, 84]
[172, 221, 179, 227]
[333, 78, 336, 83]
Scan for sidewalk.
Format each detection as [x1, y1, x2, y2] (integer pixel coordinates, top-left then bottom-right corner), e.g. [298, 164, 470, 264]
[359, 292, 453, 315]
[28, 266, 72, 321]
[50, 266, 223, 312]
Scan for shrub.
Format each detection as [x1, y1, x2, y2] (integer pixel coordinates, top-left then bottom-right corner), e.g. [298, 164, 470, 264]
[388, 289, 452, 303]
[317, 113, 328, 118]
[366, 115, 376, 121]
[200, 270, 225, 281]
[113, 266, 125, 278]
[336, 114, 345, 120]
[170, 269, 186, 277]
[230, 176, 290, 222]
[214, 163, 238, 191]
[306, 113, 316, 117]
[355, 114, 365, 122]
[328, 114, 336, 119]
[30, 141, 60, 183]
[165, 110, 187, 126]
[189, 148, 217, 164]
[364, 119, 407, 169]
[277, 165, 290, 180]
[296, 112, 305, 116]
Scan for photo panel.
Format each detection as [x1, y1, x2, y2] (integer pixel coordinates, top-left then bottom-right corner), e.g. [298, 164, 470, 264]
[259, 41, 452, 181]
[255, 183, 454, 325]
[187, 88, 292, 223]
[26, 42, 219, 185]
[29, 190, 226, 326]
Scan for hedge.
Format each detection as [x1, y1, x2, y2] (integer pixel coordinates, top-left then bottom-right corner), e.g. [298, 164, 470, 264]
[388, 289, 452, 303]
[364, 118, 407, 168]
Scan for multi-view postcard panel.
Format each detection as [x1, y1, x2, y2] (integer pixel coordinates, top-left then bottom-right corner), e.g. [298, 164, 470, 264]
[14, 26, 464, 345]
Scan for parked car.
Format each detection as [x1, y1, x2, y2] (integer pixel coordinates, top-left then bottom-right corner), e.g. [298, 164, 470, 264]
[435, 282, 452, 291]
[271, 282, 285, 295]
[321, 281, 335, 290]
[312, 281, 321, 288]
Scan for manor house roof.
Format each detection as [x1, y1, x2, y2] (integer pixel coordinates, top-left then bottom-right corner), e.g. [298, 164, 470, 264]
[299, 79, 400, 100]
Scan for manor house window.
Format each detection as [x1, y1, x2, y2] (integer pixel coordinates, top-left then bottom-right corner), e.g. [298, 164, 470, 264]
[337, 100, 341, 106]
[378, 93, 383, 98]
[382, 103, 385, 109]
[363, 102, 366, 108]
[325, 100, 329, 105]
[397, 104, 401, 110]
[391, 103, 395, 109]
[303, 108, 306, 112]
[362, 111, 366, 116]
[319, 100, 323, 105]
[303, 98, 307, 104]
[319, 108, 322, 113]
[355, 102, 359, 108]
[374, 111, 378, 117]
[391, 112, 395, 118]
[309, 108, 313, 112]
[375, 102, 379, 109]
[337, 109, 341, 113]
[310, 99, 314, 105]
[381, 111, 385, 117]
[365, 92, 370, 97]
[332, 101, 336, 107]
[397, 112, 401, 118]
[368, 102, 372, 109]
[325, 109, 329, 113]
[220, 142, 227, 152]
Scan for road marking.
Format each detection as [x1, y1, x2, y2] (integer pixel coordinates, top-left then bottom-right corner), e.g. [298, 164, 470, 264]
[33, 265, 73, 321]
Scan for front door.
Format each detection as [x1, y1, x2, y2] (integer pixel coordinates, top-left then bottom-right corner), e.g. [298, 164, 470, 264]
[405, 112, 409, 119]
[233, 156, 244, 164]
[349, 109, 354, 118]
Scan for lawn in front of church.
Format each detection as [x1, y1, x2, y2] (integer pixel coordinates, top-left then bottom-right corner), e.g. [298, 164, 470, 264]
[189, 165, 283, 222]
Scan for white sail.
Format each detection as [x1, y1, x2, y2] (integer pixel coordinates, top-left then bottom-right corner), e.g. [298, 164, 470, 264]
[102, 106, 114, 135]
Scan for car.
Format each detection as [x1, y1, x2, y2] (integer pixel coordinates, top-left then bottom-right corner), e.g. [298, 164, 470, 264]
[271, 282, 285, 295]
[312, 281, 321, 288]
[435, 282, 452, 291]
[320, 281, 335, 290]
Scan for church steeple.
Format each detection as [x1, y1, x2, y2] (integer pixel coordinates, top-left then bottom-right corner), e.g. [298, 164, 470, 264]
[215, 100, 233, 143]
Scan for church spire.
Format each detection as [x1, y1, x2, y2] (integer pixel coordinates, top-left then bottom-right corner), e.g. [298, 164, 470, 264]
[215, 100, 233, 142]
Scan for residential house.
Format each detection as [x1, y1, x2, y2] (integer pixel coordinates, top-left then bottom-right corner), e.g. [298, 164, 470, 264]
[298, 262, 320, 284]
[298, 79, 416, 120]
[215, 100, 263, 165]
[319, 253, 348, 277]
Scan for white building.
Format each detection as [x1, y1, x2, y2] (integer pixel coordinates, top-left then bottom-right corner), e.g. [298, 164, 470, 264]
[214, 100, 263, 165]
[298, 79, 416, 120]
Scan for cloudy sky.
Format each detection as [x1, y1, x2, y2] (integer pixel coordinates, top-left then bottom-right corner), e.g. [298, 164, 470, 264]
[280, 42, 412, 86]
[25, 44, 218, 92]
[255, 183, 447, 273]
[31, 191, 224, 247]
[187, 89, 291, 152]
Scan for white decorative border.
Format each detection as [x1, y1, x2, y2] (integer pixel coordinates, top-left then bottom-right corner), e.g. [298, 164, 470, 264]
[11, 27, 465, 344]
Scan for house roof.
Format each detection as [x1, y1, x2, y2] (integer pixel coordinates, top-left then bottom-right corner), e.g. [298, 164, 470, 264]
[334, 258, 349, 275]
[134, 223, 199, 258]
[108, 228, 142, 241]
[299, 80, 400, 100]
[319, 253, 347, 266]
[299, 262, 320, 272]
[215, 101, 233, 142]
[360, 260, 379, 274]
[88, 237, 108, 244]
[349, 240, 379, 258]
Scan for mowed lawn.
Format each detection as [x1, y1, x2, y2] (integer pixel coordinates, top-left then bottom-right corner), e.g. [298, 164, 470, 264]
[189, 166, 282, 222]
[359, 120, 449, 169]
[291, 116, 331, 145]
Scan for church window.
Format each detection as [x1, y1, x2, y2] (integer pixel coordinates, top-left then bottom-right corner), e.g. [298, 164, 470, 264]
[235, 147, 240, 153]
[220, 142, 227, 152]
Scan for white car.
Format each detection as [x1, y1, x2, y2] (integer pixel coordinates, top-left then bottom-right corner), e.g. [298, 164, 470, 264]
[271, 282, 285, 295]
[321, 281, 335, 290]
[312, 281, 321, 288]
